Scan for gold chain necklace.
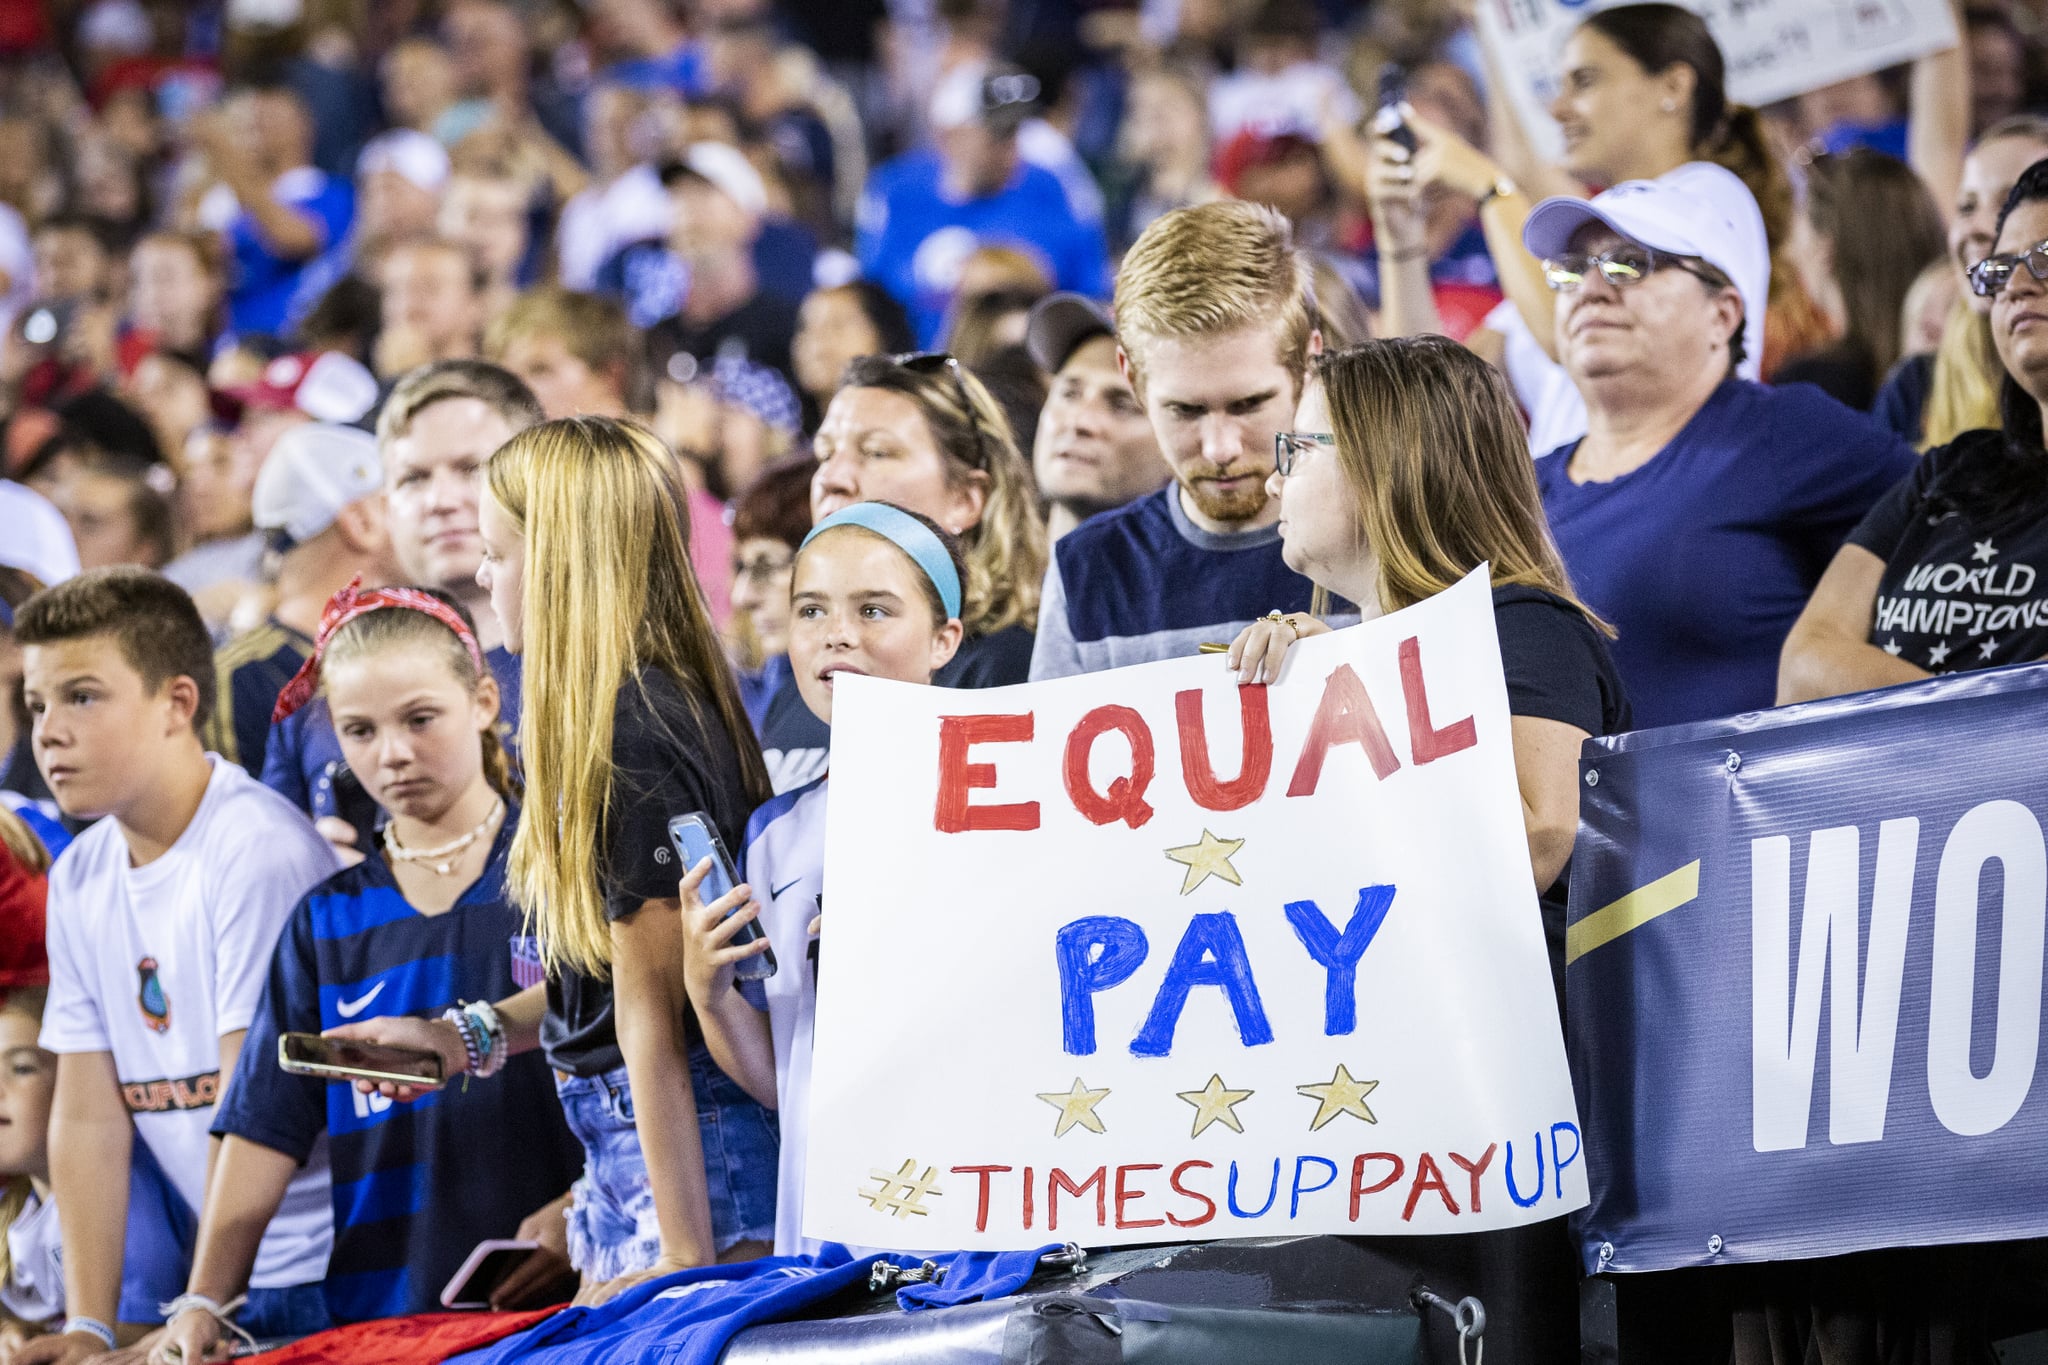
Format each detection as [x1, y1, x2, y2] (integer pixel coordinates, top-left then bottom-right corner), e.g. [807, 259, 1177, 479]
[383, 798, 504, 876]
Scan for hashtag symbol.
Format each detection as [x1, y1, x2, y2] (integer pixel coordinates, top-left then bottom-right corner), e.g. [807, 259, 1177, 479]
[860, 1159, 944, 1219]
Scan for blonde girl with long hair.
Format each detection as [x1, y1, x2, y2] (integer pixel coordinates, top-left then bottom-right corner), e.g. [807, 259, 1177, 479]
[337, 418, 778, 1303]
[759, 351, 1047, 789]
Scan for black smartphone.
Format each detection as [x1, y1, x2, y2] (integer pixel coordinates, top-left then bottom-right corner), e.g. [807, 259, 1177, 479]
[1376, 65, 1420, 154]
[318, 759, 381, 856]
[277, 1033, 445, 1089]
[668, 813, 777, 981]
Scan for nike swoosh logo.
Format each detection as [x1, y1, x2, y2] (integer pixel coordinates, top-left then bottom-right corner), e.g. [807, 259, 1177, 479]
[771, 879, 802, 899]
[335, 981, 387, 1019]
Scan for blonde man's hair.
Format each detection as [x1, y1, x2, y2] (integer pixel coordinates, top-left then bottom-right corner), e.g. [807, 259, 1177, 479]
[483, 286, 639, 378]
[377, 359, 545, 450]
[1113, 200, 1317, 396]
[488, 417, 770, 978]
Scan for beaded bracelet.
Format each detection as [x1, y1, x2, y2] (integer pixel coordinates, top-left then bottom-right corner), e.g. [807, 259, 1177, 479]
[466, 999, 508, 1078]
[442, 1005, 484, 1075]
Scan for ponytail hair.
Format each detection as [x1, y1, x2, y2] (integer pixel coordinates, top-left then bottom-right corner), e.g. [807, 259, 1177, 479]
[319, 590, 521, 802]
[1578, 5, 1792, 254]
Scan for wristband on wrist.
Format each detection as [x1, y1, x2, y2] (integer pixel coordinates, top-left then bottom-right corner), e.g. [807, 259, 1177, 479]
[1380, 245, 1429, 264]
[159, 1292, 258, 1356]
[442, 1006, 482, 1075]
[1476, 173, 1518, 208]
[62, 1318, 116, 1350]
[467, 999, 508, 1078]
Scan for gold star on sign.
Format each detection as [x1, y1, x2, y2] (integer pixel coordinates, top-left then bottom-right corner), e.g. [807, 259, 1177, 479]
[1164, 829, 1245, 896]
[1297, 1064, 1379, 1130]
[1176, 1073, 1255, 1138]
[1037, 1077, 1111, 1137]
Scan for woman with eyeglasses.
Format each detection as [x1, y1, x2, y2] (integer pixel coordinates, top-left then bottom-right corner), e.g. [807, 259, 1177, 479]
[1224, 335, 1623, 1361]
[1523, 177, 1916, 729]
[754, 351, 1049, 792]
[1782, 158, 2048, 702]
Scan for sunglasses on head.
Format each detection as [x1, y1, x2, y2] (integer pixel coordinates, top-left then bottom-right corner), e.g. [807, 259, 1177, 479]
[890, 351, 990, 471]
[1968, 239, 2048, 298]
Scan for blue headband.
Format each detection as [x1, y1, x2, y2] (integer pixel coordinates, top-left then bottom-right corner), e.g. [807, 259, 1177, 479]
[799, 502, 963, 622]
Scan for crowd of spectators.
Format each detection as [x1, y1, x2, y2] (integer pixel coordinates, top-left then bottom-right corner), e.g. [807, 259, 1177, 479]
[3, 0, 2048, 1360]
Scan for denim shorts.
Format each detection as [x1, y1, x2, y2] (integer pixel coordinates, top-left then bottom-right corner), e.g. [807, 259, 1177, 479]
[555, 1043, 779, 1280]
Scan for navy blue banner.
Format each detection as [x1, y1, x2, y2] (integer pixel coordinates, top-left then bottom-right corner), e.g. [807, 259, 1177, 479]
[1566, 663, 2048, 1274]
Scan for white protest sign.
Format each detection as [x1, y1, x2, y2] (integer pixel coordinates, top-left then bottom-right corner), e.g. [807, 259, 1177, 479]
[1476, 0, 1959, 164]
[805, 569, 1585, 1250]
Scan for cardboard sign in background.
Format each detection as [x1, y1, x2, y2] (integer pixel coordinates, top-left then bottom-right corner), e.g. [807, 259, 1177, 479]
[806, 570, 1585, 1250]
[1477, 0, 1959, 164]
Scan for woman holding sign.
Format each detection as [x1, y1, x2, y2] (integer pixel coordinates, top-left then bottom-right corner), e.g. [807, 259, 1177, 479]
[679, 502, 965, 1256]
[1229, 335, 1627, 988]
[1228, 334, 1623, 1365]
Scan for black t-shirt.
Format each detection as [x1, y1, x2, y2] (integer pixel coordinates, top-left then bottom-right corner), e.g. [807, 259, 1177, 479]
[758, 624, 1036, 793]
[542, 668, 756, 1077]
[645, 292, 800, 393]
[1848, 427, 2048, 674]
[1493, 584, 1632, 990]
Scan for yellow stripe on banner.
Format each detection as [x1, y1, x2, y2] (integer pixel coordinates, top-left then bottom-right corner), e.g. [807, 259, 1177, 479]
[1564, 860, 1702, 967]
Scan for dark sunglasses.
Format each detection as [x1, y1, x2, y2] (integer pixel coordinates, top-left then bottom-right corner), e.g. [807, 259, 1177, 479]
[891, 351, 990, 471]
[1274, 430, 1335, 476]
[1541, 243, 1729, 294]
[1968, 239, 2048, 298]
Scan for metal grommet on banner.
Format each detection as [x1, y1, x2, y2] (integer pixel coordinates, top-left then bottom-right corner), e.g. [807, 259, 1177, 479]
[1725, 751, 1743, 773]
[1584, 768, 1600, 787]
[1040, 1243, 1088, 1274]
[1707, 1234, 1725, 1255]
[1598, 1241, 1615, 1265]
[869, 1258, 946, 1291]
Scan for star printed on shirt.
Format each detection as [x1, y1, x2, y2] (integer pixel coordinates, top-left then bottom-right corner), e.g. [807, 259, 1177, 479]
[1882, 638, 1902, 656]
[1928, 641, 1951, 666]
[1980, 637, 2001, 660]
[1973, 539, 1999, 563]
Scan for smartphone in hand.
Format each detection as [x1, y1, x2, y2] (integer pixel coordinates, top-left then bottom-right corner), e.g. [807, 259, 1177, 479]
[277, 1033, 445, 1089]
[668, 813, 777, 981]
[1375, 65, 1420, 154]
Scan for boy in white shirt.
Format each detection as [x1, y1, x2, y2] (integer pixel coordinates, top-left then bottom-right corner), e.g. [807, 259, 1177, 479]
[14, 570, 338, 1364]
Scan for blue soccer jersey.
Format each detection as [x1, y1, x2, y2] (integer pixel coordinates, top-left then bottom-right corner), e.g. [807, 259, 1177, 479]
[216, 812, 582, 1321]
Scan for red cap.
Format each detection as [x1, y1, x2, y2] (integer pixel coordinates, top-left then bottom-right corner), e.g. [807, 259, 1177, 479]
[0, 845, 48, 990]
[1213, 129, 1321, 197]
[223, 351, 379, 426]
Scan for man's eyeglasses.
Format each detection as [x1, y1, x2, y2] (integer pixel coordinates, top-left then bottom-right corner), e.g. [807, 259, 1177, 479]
[1541, 244, 1729, 294]
[1968, 240, 2048, 297]
[1275, 430, 1335, 476]
[892, 351, 990, 470]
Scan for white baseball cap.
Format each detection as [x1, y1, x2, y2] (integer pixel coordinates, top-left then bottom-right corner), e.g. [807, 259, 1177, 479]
[1522, 162, 1769, 380]
[253, 424, 383, 548]
[676, 142, 767, 221]
[357, 129, 451, 194]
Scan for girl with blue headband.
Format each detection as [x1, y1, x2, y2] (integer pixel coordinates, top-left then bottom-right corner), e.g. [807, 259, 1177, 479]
[678, 501, 964, 1256]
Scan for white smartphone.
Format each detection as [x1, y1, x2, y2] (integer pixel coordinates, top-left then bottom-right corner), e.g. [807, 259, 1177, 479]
[439, 1239, 542, 1309]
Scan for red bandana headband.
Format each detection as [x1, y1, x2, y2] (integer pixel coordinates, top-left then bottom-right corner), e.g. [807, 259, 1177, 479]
[271, 575, 486, 723]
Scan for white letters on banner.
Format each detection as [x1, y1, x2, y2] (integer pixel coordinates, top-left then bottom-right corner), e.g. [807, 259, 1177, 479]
[1476, 0, 1959, 164]
[804, 569, 1585, 1250]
